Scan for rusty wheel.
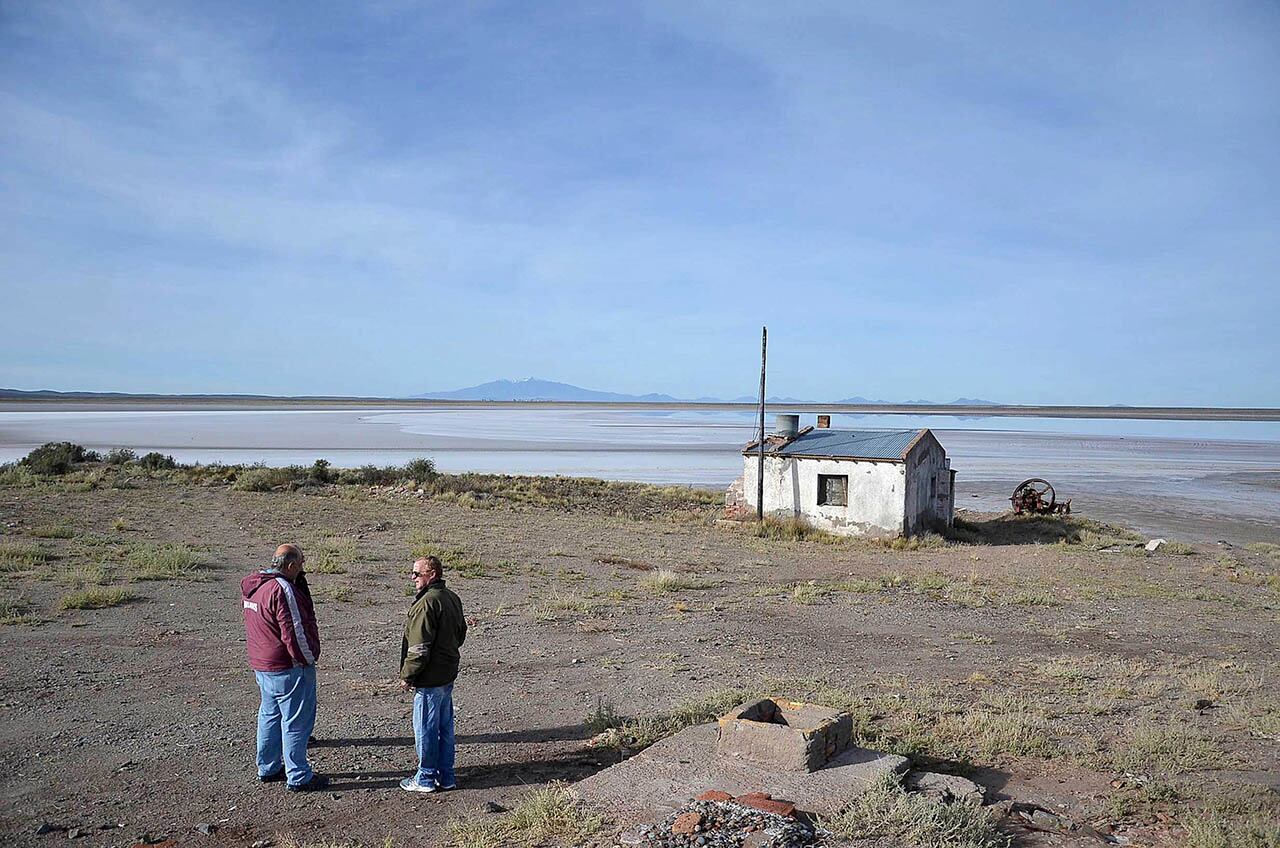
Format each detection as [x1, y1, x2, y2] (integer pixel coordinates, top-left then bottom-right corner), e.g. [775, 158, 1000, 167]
[1011, 478, 1056, 514]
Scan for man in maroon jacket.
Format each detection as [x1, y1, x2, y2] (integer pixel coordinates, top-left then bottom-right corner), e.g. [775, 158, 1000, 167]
[241, 543, 327, 791]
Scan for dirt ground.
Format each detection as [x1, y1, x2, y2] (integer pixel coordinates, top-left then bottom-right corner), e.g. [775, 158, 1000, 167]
[0, 476, 1277, 848]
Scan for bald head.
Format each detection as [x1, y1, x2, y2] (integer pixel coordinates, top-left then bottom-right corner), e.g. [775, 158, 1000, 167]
[272, 544, 305, 576]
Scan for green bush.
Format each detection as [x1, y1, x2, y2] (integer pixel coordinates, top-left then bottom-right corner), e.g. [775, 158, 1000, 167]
[105, 448, 137, 465]
[138, 452, 177, 471]
[20, 442, 97, 475]
[403, 457, 437, 483]
[308, 459, 334, 484]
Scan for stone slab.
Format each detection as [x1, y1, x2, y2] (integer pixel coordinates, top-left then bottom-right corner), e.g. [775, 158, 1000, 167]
[572, 723, 909, 824]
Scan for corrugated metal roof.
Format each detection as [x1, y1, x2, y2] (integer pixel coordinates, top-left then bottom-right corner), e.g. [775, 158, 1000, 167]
[745, 428, 926, 461]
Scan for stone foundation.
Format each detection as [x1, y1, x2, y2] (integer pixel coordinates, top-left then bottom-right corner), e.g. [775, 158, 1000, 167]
[716, 699, 853, 773]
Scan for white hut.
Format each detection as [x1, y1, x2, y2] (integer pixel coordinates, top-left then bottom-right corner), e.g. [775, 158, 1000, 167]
[734, 415, 955, 538]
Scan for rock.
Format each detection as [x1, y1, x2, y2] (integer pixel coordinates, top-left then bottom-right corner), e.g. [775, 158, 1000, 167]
[906, 770, 986, 805]
[67, 827, 85, 839]
[671, 812, 702, 835]
[1145, 538, 1166, 552]
[1026, 808, 1068, 831]
[482, 801, 506, 814]
[194, 822, 216, 836]
[34, 822, 58, 835]
[251, 841, 274, 848]
[696, 790, 733, 802]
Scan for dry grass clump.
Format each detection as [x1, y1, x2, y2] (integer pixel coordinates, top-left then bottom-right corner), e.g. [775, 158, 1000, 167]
[870, 532, 948, 551]
[1227, 696, 1280, 742]
[277, 837, 397, 848]
[59, 587, 137, 610]
[1111, 721, 1232, 774]
[443, 783, 602, 848]
[588, 689, 749, 751]
[29, 523, 75, 539]
[790, 581, 834, 605]
[56, 562, 108, 588]
[1180, 785, 1280, 848]
[822, 771, 1009, 848]
[0, 595, 38, 625]
[643, 569, 712, 593]
[311, 584, 354, 603]
[406, 531, 488, 578]
[310, 536, 359, 573]
[0, 541, 54, 571]
[752, 515, 843, 543]
[830, 571, 993, 608]
[767, 678, 1059, 766]
[529, 592, 603, 621]
[126, 542, 204, 581]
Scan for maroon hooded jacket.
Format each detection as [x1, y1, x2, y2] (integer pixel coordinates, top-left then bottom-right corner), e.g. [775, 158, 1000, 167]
[241, 569, 321, 672]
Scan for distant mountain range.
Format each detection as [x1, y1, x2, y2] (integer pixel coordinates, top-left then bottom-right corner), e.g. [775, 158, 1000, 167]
[0, 379, 1000, 405]
[413, 377, 999, 405]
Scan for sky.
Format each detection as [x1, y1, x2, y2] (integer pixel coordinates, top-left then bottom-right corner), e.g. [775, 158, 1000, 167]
[2, 1, 1278, 406]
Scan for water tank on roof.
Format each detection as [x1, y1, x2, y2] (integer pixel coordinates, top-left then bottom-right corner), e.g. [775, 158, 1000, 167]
[775, 414, 800, 437]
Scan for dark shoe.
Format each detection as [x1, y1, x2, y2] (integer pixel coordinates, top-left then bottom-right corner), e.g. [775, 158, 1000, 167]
[286, 774, 329, 793]
[258, 768, 286, 784]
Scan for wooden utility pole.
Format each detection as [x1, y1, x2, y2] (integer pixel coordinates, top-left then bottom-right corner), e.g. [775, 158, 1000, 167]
[757, 326, 767, 522]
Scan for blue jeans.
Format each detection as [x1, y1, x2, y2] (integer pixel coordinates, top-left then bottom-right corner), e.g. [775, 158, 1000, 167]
[255, 666, 317, 786]
[412, 683, 456, 786]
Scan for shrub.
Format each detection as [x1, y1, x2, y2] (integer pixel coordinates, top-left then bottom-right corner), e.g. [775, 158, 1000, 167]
[337, 464, 402, 485]
[402, 457, 437, 483]
[308, 459, 334, 484]
[104, 448, 137, 465]
[20, 442, 96, 475]
[138, 452, 177, 471]
[232, 465, 308, 492]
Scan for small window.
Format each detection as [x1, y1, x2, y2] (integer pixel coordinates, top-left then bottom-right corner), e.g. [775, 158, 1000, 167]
[930, 476, 937, 500]
[817, 474, 848, 507]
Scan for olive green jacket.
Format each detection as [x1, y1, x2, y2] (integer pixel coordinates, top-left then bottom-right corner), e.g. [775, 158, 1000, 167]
[400, 579, 467, 688]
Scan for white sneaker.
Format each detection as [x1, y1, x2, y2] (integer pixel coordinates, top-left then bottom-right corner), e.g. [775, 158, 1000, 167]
[399, 777, 438, 793]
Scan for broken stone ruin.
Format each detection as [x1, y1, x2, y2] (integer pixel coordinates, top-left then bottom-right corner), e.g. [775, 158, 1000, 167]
[574, 697, 980, 847]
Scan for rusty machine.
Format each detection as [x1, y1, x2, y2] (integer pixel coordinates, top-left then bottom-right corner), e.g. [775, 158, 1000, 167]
[1010, 478, 1071, 516]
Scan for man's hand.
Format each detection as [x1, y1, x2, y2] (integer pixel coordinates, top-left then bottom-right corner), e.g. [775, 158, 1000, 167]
[398, 679, 412, 692]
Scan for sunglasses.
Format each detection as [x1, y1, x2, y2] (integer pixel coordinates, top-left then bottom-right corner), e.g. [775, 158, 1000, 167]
[410, 571, 428, 578]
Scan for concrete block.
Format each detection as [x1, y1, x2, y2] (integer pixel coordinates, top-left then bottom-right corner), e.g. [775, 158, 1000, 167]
[717, 699, 853, 772]
[572, 723, 909, 824]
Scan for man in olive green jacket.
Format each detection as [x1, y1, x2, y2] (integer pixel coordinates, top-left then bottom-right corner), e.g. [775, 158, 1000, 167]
[398, 555, 467, 793]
